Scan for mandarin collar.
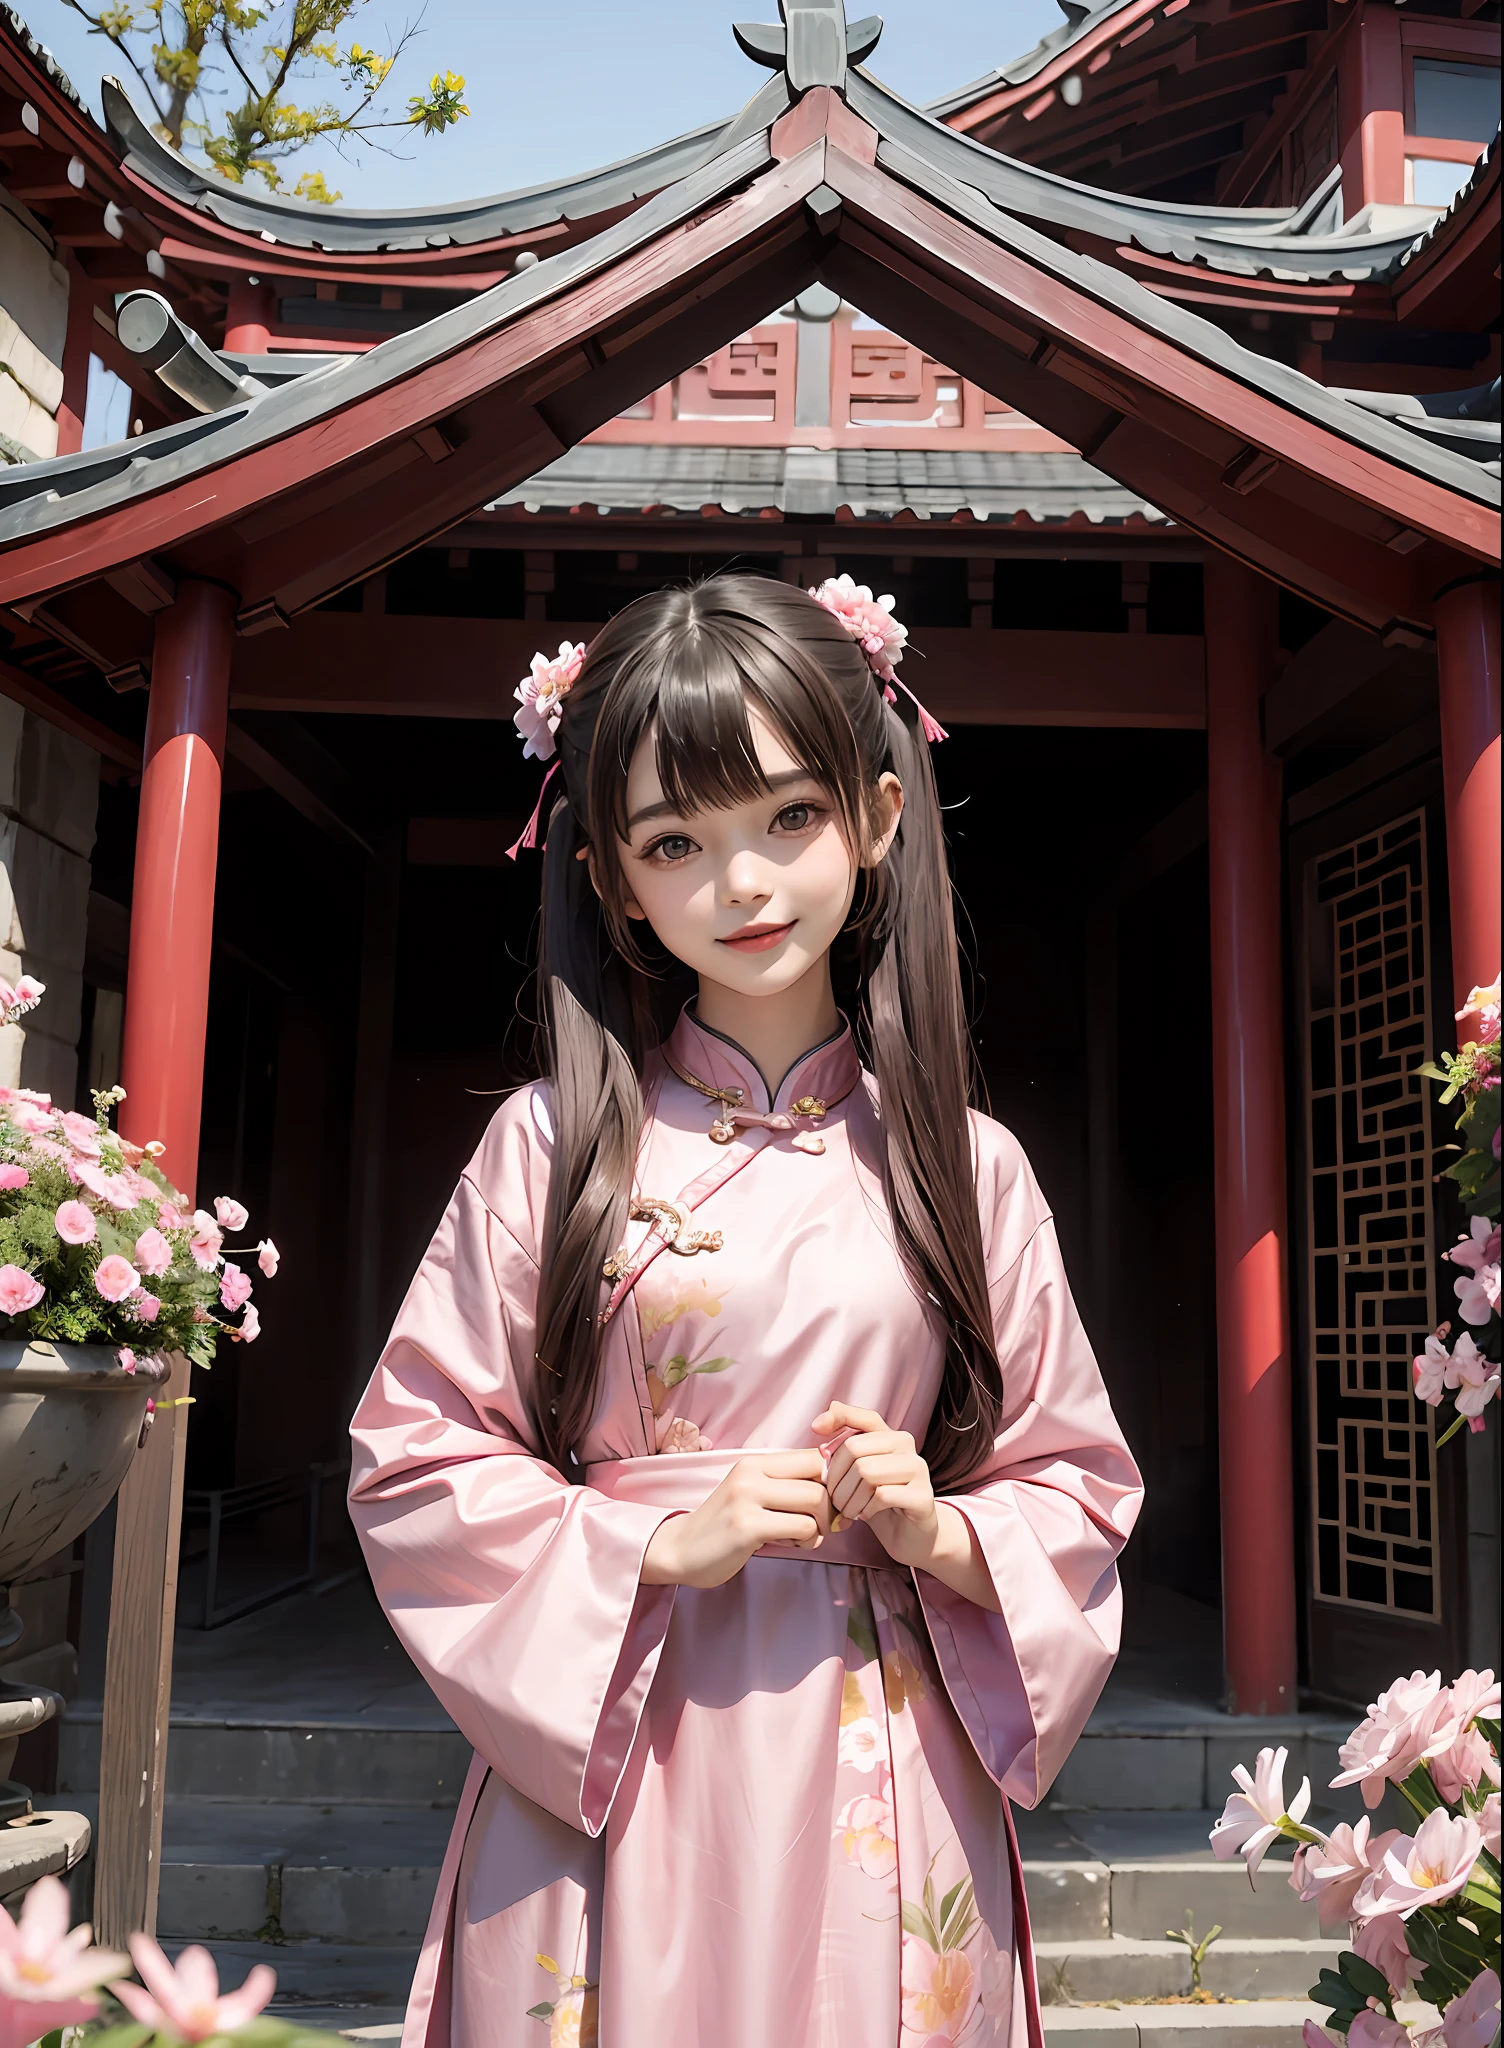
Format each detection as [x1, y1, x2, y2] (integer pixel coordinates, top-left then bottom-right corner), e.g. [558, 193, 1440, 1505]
[665, 1004, 861, 1119]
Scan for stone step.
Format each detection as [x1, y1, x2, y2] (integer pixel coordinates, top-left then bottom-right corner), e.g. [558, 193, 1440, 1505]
[58, 1710, 469, 1808]
[1051, 1715, 1355, 1817]
[163, 1938, 418, 2007]
[1034, 1935, 1339, 2003]
[1041, 2011, 1325, 2046]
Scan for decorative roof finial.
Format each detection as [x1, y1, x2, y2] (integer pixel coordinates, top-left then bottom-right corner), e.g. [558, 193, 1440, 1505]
[734, 2, 882, 94]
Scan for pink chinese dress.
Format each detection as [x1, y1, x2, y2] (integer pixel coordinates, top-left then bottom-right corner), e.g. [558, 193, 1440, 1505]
[348, 1008, 1142, 2048]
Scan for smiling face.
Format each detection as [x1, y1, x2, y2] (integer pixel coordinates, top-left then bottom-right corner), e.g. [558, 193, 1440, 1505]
[612, 700, 902, 1006]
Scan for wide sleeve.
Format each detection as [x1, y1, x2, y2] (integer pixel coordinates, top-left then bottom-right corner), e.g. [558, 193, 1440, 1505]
[916, 1119, 1143, 1809]
[347, 1092, 678, 1838]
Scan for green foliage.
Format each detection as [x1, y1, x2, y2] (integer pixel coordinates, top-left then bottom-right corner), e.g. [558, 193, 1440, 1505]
[61, 0, 467, 198]
[1403, 1900, 1501, 2011]
[1308, 1948, 1395, 2034]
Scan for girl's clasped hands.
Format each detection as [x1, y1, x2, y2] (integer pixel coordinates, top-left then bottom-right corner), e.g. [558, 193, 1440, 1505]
[639, 1400, 1000, 1609]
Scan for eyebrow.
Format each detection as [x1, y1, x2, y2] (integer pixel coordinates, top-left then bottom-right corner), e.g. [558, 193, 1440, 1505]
[625, 768, 819, 832]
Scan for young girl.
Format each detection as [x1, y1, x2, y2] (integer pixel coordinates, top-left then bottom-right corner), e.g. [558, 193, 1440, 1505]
[349, 574, 1141, 2048]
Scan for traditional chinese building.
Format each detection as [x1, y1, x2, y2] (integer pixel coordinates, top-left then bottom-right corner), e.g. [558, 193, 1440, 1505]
[0, 0, 1498, 2012]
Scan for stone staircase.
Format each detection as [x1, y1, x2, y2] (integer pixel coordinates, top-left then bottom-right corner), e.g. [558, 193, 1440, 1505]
[53, 1578, 1357, 2042]
[57, 1714, 1349, 2041]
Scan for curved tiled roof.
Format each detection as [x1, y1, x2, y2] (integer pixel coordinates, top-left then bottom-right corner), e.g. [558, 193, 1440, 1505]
[923, 0, 1143, 110]
[101, 73, 789, 255]
[850, 71, 1458, 285]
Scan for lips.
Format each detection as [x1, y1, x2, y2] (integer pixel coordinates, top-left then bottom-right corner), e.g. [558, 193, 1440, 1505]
[718, 921, 795, 954]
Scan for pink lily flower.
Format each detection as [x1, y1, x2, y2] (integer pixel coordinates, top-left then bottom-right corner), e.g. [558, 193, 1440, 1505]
[213, 1194, 249, 1232]
[116, 1935, 276, 2042]
[235, 1301, 261, 1343]
[1210, 1744, 1311, 1878]
[1429, 1670, 1501, 1803]
[1351, 1907, 1422, 1993]
[0, 1873, 128, 2047]
[1356, 1809, 1483, 1920]
[257, 1237, 280, 1277]
[1291, 1817, 1401, 1934]
[1479, 1791, 1500, 1859]
[1442, 1967, 1501, 2048]
[1347, 2014, 1411, 2048]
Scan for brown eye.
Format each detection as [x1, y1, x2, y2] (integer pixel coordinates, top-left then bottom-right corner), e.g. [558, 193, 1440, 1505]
[775, 803, 817, 832]
[651, 834, 695, 863]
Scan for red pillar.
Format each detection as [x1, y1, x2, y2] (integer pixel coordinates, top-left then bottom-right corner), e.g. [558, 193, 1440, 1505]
[223, 278, 274, 356]
[1204, 553, 1298, 1717]
[119, 579, 235, 1191]
[1434, 577, 1501, 1025]
[54, 257, 95, 459]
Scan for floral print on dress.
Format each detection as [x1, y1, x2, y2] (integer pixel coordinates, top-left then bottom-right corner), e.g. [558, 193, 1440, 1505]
[527, 1952, 599, 2047]
[830, 1579, 1009, 2042]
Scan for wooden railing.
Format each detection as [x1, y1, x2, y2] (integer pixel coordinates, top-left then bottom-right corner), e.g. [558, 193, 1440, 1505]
[587, 322, 1072, 453]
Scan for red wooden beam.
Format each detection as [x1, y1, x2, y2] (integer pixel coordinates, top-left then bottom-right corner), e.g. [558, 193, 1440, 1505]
[0, 654, 142, 770]
[228, 613, 1207, 726]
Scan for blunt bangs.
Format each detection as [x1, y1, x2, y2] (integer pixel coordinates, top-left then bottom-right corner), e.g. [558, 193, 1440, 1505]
[597, 603, 862, 848]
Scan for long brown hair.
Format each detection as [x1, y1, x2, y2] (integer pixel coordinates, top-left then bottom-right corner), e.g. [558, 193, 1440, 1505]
[531, 574, 1003, 1490]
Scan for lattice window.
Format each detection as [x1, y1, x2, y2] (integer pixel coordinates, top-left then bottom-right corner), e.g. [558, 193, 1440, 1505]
[1306, 811, 1441, 1621]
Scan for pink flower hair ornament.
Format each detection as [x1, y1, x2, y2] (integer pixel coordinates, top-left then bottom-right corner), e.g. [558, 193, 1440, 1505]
[808, 574, 948, 743]
[505, 583, 944, 863]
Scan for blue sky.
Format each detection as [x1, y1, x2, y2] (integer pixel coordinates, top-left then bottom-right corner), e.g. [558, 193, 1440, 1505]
[23, 1, 1064, 207]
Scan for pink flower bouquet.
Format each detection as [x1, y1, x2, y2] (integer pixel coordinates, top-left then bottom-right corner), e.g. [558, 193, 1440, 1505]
[1212, 1671, 1501, 2040]
[0, 987, 275, 1373]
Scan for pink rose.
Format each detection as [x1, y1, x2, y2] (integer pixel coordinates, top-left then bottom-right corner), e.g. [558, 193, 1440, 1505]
[0, 1162, 29, 1190]
[0, 1263, 44, 1315]
[54, 1200, 97, 1245]
[117, 1348, 136, 1374]
[133, 1292, 161, 1324]
[134, 1227, 173, 1278]
[235, 1302, 260, 1343]
[257, 1238, 280, 1278]
[213, 1195, 248, 1233]
[93, 1254, 141, 1303]
[219, 1263, 252, 1312]
[2, 1093, 56, 1134]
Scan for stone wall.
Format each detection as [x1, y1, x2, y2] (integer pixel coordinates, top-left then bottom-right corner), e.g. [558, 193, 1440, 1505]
[0, 199, 67, 465]
[0, 699, 99, 1103]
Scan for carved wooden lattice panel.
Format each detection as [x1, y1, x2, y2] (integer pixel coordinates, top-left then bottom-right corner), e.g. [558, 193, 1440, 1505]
[1306, 810, 1441, 1621]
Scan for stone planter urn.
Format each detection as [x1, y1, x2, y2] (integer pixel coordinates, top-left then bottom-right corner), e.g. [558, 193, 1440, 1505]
[0, 1340, 169, 1813]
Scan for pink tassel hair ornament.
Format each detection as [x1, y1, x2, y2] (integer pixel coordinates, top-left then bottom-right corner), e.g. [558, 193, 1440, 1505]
[807, 574, 947, 742]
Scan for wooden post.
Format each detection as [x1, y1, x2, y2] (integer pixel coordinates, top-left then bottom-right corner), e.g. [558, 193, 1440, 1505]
[223, 280, 275, 356]
[54, 257, 95, 460]
[95, 579, 234, 1945]
[1434, 576, 1501, 1022]
[346, 823, 401, 1419]
[1204, 553, 1298, 1718]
